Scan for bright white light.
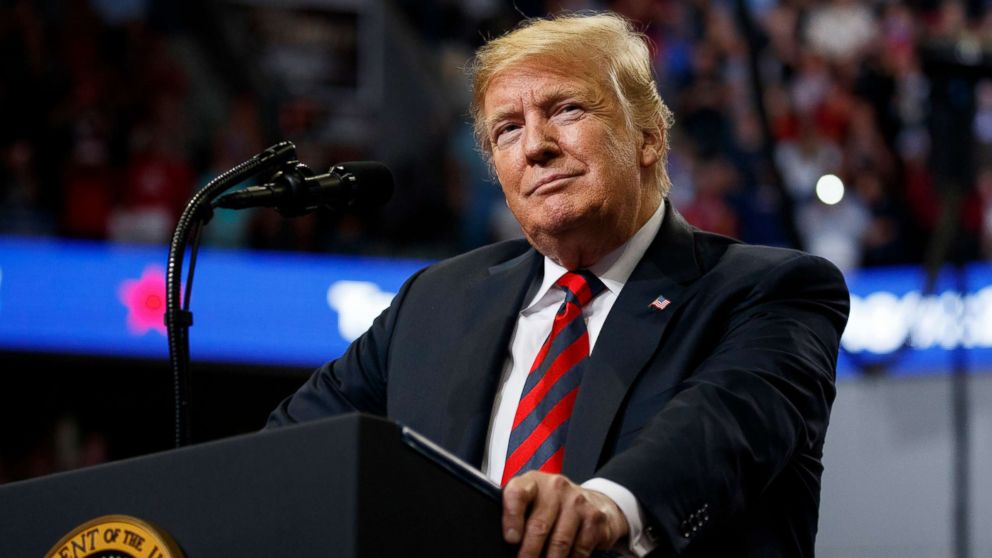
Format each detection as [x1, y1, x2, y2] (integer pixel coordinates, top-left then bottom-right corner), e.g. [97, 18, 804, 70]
[816, 174, 845, 205]
[840, 286, 992, 354]
[326, 281, 395, 341]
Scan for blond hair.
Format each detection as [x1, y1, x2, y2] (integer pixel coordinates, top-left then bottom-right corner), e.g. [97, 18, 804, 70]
[469, 12, 674, 194]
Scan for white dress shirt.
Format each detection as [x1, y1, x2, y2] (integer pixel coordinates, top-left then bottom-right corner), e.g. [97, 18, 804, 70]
[481, 200, 665, 556]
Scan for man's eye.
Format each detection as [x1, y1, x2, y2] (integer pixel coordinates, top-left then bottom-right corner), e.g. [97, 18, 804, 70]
[494, 124, 520, 143]
[553, 104, 584, 120]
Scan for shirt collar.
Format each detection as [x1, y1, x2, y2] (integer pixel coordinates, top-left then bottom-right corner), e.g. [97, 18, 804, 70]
[522, 199, 666, 313]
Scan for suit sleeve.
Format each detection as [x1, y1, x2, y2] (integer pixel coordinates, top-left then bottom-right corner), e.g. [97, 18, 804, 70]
[595, 253, 849, 554]
[265, 268, 428, 428]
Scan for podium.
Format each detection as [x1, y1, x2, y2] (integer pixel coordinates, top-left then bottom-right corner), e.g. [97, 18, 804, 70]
[0, 414, 515, 557]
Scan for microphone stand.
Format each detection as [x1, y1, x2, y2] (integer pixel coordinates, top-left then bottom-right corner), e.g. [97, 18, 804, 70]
[919, 37, 989, 558]
[165, 141, 298, 448]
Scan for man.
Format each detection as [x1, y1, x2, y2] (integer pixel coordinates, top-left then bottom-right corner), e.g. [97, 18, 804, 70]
[268, 13, 849, 558]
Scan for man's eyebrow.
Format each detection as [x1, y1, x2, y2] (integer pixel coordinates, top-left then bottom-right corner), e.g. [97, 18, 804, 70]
[485, 107, 518, 132]
[541, 85, 589, 104]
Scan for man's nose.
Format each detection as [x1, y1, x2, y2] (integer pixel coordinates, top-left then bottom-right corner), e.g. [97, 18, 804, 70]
[523, 121, 560, 164]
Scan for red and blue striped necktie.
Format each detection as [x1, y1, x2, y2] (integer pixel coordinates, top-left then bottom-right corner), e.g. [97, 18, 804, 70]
[502, 270, 607, 485]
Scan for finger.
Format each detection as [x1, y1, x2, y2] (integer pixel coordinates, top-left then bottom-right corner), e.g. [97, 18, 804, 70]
[545, 493, 583, 558]
[502, 476, 538, 545]
[517, 475, 567, 558]
[574, 490, 627, 556]
[571, 501, 609, 557]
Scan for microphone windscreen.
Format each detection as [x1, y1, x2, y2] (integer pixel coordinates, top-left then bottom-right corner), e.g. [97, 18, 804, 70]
[335, 162, 394, 208]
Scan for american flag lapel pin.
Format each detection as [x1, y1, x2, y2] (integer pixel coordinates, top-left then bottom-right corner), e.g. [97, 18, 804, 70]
[649, 294, 671, 311]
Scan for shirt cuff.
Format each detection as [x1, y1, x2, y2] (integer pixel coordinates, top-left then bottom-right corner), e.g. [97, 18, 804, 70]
[581, 477, 657, 557]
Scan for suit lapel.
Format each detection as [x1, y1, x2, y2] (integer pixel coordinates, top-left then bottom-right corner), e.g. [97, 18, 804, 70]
[563, 203, 703, 480]
[441, 249, 542, 466]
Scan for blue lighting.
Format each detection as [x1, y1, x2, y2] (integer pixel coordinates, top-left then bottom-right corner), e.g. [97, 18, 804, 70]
[0, 236, 425, 368]
[1, 235, 990, 377]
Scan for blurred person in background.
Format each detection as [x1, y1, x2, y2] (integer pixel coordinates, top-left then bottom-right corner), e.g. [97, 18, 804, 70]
[0, 140, 55, 236]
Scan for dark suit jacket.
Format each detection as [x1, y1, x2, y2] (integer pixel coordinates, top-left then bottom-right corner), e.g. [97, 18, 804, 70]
[268, 202, 850, 557]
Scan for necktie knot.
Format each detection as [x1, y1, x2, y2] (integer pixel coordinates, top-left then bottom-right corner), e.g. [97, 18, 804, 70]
[556, 270, 606, 309]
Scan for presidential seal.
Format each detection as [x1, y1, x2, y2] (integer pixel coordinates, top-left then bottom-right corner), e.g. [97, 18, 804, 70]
[45, 515, 183, 558]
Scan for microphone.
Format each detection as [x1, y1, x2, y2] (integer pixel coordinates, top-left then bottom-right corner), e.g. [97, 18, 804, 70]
[214, 161, 394, 217]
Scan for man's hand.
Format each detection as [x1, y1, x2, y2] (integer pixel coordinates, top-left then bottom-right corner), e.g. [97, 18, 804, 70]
[502, 471, 629, 557]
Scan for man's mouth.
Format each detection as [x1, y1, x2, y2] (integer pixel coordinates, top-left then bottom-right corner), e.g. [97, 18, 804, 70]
[529, 172, 580, 195]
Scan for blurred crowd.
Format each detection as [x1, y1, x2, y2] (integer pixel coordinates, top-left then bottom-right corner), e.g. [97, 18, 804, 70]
[2, 0, 992, 272]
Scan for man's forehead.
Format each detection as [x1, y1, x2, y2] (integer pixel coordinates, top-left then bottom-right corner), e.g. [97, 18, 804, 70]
[483, 60, 608, 115]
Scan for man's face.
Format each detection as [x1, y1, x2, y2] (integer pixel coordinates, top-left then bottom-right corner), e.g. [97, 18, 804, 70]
[482, 58, 659, 266]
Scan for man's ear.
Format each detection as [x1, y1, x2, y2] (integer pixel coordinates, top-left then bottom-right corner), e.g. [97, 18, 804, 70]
[639, 127, 664, 168]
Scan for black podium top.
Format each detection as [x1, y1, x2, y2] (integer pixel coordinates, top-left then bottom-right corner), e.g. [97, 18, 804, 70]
[0, 414, 514, 557]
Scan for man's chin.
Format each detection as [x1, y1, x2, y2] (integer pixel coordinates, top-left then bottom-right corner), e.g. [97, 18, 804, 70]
[523, 217, 582, 243]
[521, 219, 592, 262]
